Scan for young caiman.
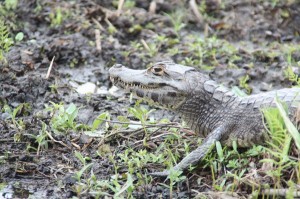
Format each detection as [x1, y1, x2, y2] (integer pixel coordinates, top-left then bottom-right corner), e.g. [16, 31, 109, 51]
[109, 61, 300, 176]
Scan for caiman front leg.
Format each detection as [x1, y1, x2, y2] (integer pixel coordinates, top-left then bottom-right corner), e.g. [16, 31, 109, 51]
[150, 125, 229, 177]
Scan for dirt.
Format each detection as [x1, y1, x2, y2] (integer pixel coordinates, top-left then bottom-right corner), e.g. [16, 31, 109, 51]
[0, 0, 300, 198]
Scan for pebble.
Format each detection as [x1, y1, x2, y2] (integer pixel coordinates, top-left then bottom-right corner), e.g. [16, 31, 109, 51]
[76, 82, 97, 94]
[260, 82, 271, 92]
[108, 85, 126, 98]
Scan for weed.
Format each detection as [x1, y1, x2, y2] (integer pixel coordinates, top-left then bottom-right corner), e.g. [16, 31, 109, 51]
[27, 122, 49, 155]
[0, 21, 13, 61]
[140, 39, 158, 57]
[167, 47, 180, 56]
[118, 148, 164, 175]
[128, 24, 142, 34]
[91, 112, 110, 131]
[130, 41, 143, 51]
[34, 0, 42, 13]
[4, 0, 18, 10]
[74, 162, 94, 183]
[2, 103, 30, 141]
[284, 67, 300, 86]
[128, 103, 155, 125]
[262, 100, 299, 190]
[105, 19, 117, 35]
[165, 9, 186, 37]
[274, 99, 300, 150]
[75, 151, 91, 166]
[45, 102, 80, 134]
[49, 7, 69, 27]
[167, 168, 186, 196]
[128, 103, 156, 146]
[50, 7, 62, 26]
[49, 84, 59, 93]
[239, 75, 252, 94]
[15, 32, 24, 42]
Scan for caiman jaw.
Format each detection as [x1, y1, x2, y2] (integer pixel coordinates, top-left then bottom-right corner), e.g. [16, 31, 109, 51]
[110, 76, 159, 90]
[111, 76, 182, 109]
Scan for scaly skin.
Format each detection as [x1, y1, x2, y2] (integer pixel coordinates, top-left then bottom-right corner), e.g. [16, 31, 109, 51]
[109, 61, 300, 176]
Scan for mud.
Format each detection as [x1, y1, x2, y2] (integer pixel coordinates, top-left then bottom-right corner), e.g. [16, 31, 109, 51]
[1, 0, 300, 198]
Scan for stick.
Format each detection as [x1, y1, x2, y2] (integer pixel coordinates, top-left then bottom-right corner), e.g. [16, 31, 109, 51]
[45, 56, 55, 79]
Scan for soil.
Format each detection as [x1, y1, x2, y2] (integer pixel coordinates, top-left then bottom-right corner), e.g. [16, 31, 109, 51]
[0, 0, 300, 198]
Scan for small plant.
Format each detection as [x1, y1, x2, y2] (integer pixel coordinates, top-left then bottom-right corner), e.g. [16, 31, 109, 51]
[168, 168, 186, 196]
[284, 66, 300, 86]
[0, 21, 13, 61]
[27, 122, 49, 155]
[50, 7, 62, 26]
[105, 19, 117, 35]
[14, 32, 23, 42]
[73, 163, 93, 186]
[49, 7, 69, 27]
[140, 39, 158, 57]
[165, 9, 186, 37]
[167, 47, 180, 56]
[4, 0, 18, 10]
[261, 100, 299, 188]
[2, 103, 30, 140]
[128, 102, 155, 126]
[118, 148, 164, 175]
[239, 75, 252, 94]
[45, 102, 80, 134]
[91, 112, 110, 131]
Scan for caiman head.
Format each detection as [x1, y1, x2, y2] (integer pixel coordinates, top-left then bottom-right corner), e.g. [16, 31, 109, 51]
[109, 61, 208, 110]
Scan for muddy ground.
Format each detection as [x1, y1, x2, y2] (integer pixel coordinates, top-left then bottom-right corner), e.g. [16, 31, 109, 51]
[0, 0, 300, 198]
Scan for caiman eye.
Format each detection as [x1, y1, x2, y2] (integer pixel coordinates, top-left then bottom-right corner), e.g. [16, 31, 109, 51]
[151, 65, 164, 76]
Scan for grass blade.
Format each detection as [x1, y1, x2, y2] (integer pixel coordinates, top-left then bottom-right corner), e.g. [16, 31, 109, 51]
[275, 98, 300, 150]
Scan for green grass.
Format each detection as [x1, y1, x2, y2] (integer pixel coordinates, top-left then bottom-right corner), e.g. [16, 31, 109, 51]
[2, 88, 299, 198]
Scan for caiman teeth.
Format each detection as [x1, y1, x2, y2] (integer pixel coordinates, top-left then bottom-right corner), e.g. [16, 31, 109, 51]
[110, 77, 159, 89]
[110, 76, 115, 83]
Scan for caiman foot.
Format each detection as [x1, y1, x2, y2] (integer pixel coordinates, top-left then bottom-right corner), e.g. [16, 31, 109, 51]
[149, 126, 227, 177]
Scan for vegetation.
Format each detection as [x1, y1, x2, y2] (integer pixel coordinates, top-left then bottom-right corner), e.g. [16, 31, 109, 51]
[3, 97, 298, 198]
[0, 21, 13, 61]
[1, 0, 300, 198]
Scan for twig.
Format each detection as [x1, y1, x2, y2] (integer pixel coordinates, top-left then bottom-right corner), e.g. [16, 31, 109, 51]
[98, 117, 181, 127]
[45, 56, 55, 79]
[261, 188, 300, 197]
[44, 130, 71, 149]
[92, 18, 105, 31]
[149, 1, 156, 14]
[0, 138, 15, 142]
[189, 0, 203, 24]
[117, 0, 124, 16]
[71, 142, 81, 150]
[82, 138, 94, 151]
[133, 132, 175, 145]
[141, 39, 151, 52]
[96, 122, 182, 148]
[95, 29, 102, 52]
[104, 18, 114, 29]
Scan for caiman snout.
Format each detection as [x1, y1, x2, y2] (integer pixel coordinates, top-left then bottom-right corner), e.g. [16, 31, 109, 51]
[109, 64, 124, 74]
[109, 64, 124, 82]
[112, 63, 122, 68]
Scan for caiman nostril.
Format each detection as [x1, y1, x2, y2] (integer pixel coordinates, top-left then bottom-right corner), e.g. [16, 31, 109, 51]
[114, 64, 122, 68]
